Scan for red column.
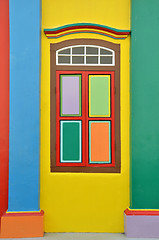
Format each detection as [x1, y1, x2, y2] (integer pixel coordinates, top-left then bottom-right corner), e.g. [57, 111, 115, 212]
[0, 0, 9, 216]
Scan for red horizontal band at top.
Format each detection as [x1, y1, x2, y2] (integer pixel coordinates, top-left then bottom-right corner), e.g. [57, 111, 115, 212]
[125, 208, 159, 216]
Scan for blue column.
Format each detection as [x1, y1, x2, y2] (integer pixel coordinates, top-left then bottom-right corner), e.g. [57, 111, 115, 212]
[8, 0, 41, 211]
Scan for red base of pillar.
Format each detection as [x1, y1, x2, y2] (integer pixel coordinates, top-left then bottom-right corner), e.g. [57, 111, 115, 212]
[0, 210, 44, 238]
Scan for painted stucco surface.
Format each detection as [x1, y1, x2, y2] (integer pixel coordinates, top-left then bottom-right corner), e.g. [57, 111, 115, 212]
[40, 0, 130, 232]
[131, 0, 159, 209]
[0, 0, 9, 216]
[8, 0, 41, 211]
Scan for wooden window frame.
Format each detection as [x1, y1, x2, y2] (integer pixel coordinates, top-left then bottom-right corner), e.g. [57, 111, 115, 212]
[50, 39, 120, 173]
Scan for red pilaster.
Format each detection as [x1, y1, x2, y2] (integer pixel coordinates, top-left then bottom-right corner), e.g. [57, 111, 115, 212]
[0, 0, 9, 216]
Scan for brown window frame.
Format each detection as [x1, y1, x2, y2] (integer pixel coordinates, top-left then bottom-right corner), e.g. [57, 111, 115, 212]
[50, 39, 120, 173]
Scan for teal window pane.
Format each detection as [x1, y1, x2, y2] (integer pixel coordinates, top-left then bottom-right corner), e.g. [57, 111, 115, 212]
[60, 121, 82, 163]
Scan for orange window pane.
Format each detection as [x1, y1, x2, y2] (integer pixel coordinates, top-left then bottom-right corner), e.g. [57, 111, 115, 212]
[89, 121, 111, 163]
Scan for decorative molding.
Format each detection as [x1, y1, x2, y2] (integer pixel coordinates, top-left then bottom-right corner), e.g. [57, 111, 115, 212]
[44, 23, 130, 40]
[125, 208, 159, 216]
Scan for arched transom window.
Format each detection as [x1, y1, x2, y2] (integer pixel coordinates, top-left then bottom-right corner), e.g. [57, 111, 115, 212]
[56, 45, 115, 66]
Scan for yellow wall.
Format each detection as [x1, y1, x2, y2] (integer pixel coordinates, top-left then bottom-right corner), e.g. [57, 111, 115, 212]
[40, 0, 130, 232]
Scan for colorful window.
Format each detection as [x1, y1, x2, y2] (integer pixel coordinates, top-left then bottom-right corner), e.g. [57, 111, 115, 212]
[50, 39, 120, 173]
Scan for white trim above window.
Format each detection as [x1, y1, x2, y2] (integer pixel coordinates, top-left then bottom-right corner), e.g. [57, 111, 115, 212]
[56, 45, 115, 66]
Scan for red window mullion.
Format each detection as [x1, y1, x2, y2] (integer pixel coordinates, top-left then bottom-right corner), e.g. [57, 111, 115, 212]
[56, 72, 60, 166]
[87, 117, 113, 121]
[85, 71, 89, 167]
[110, 71, 115, 167]
[58, 117, 83, 120]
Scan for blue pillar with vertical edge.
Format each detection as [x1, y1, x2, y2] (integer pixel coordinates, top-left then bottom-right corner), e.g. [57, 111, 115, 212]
[8, 0, 41, 212]
[0, 0, 44, 237]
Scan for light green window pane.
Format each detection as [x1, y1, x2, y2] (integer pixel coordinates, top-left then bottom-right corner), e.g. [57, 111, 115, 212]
[89, 75, 110, 117]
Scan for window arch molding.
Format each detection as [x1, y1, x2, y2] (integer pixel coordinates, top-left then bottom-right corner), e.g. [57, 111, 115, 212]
[50, 39, 120, 173]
